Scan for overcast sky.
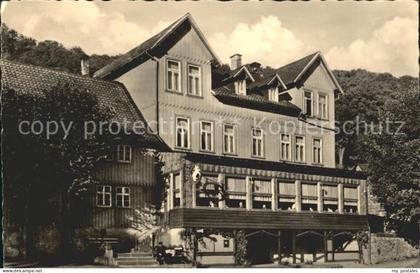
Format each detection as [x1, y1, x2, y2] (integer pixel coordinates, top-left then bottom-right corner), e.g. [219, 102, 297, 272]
[2, 1, 418, 77]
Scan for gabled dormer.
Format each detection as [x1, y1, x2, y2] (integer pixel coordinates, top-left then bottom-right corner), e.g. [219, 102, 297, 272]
[228, 54, 255, 95]
[246, 72, 287, 103]
[234, 79, 247, 95]
[264, 74, 287, 102]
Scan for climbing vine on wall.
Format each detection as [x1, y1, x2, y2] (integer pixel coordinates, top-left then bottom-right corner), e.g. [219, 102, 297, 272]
[354, 231, 369, 264]
[180, 228, 234, 249]
[180, 228, 249, 266]
[234, 230, 248, 266]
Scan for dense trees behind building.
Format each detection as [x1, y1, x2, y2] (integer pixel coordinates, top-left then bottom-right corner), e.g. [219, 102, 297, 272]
[1, 23, 418, 245]
[0, 23, 118, 75]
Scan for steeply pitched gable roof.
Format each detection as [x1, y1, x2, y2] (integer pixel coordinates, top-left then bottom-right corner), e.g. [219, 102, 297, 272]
[276, 52, 320, 86]
[222, 65, 256, 83]
[94, 13, 221, 80]
[1, 59, 168, 149]
[248, 73, 287, 90]
[276, 51, 344, 93]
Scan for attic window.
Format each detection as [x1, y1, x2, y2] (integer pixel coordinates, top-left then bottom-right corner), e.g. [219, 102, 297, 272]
[167, 60, 181, 93]
[268, 87, 279, 102]
[304, 90, 313, 116]
[187, 64, 201, 96]
[235, 80, 246, 95]
[318, 94, 328, 119]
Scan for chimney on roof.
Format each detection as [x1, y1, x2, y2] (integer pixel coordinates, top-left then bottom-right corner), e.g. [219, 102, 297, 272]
[80, 56, 90, 76]
[230, 54, 242, 70]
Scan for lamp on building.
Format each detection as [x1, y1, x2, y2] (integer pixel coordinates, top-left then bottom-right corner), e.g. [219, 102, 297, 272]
[192, 165, 202, 184]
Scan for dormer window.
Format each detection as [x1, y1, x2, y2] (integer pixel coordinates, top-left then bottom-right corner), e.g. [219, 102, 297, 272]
[235, 80, 246, 95]
[268, 87, 279, 102]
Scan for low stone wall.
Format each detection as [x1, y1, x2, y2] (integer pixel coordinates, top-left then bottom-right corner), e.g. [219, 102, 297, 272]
[4, 226, 26, 259]
[33, 225, 62, 258]
[4, 224, 62, 261]
[368, 234, 419, 264]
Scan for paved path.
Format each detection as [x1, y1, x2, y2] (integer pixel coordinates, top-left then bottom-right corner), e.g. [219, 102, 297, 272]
[251, 257, 420, 268]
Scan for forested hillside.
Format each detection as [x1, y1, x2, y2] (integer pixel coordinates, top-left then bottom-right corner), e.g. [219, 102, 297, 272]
[0, 23, 118, 75]
[334, 69, 417, 167]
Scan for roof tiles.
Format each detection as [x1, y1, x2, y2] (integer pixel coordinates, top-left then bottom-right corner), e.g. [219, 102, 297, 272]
[1, 59, 165, 147]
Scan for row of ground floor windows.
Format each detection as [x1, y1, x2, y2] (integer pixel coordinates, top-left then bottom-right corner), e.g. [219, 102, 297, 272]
[96, 185, 130, 208]
[169, 174, 359, 214]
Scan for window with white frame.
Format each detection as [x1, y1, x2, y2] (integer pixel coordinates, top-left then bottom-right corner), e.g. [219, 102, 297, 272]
[200, 121, 214, 152]
[117, 145, 132, 163]
[97, 185, 112, 207]
[252, 128, 264, 157]
[318, 94, 328, 119]
[313, 138, 322, 164]
[225, 177, 246, 208]
[187, 64, 201, 96]
[278, 181, 296, 210]
[304, 90, 313, 116]
[167, 60, 181, 92]
[280, 134, 291, 161]
[344, 186, 358, 213]
[235, 80, 246, 95]
[173, 173, 181, 208]
[322, 184, 338, 212]
[268, 87, 279, 102]
[301, 183, 318, 211]
[223, 124, 236, 154]
[176, 117, 190, 149]
[116, 187, 130, 208]
[252, 179, 272, 209]
[295, 136, 305, 162]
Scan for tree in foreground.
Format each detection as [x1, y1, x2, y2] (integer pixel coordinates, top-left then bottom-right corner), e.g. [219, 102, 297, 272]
[334, 69, 418, 169]
[360, 84, 420, 245]
[2, 82, 115, 261]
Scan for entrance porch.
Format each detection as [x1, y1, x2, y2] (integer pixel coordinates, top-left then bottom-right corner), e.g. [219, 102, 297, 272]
[190, 228, 364, 266]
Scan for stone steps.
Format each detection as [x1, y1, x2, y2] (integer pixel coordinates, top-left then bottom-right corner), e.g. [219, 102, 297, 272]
[118, 252, 153, 258]
[3, 261, 40, 268]
[116, 251, 157, 267]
